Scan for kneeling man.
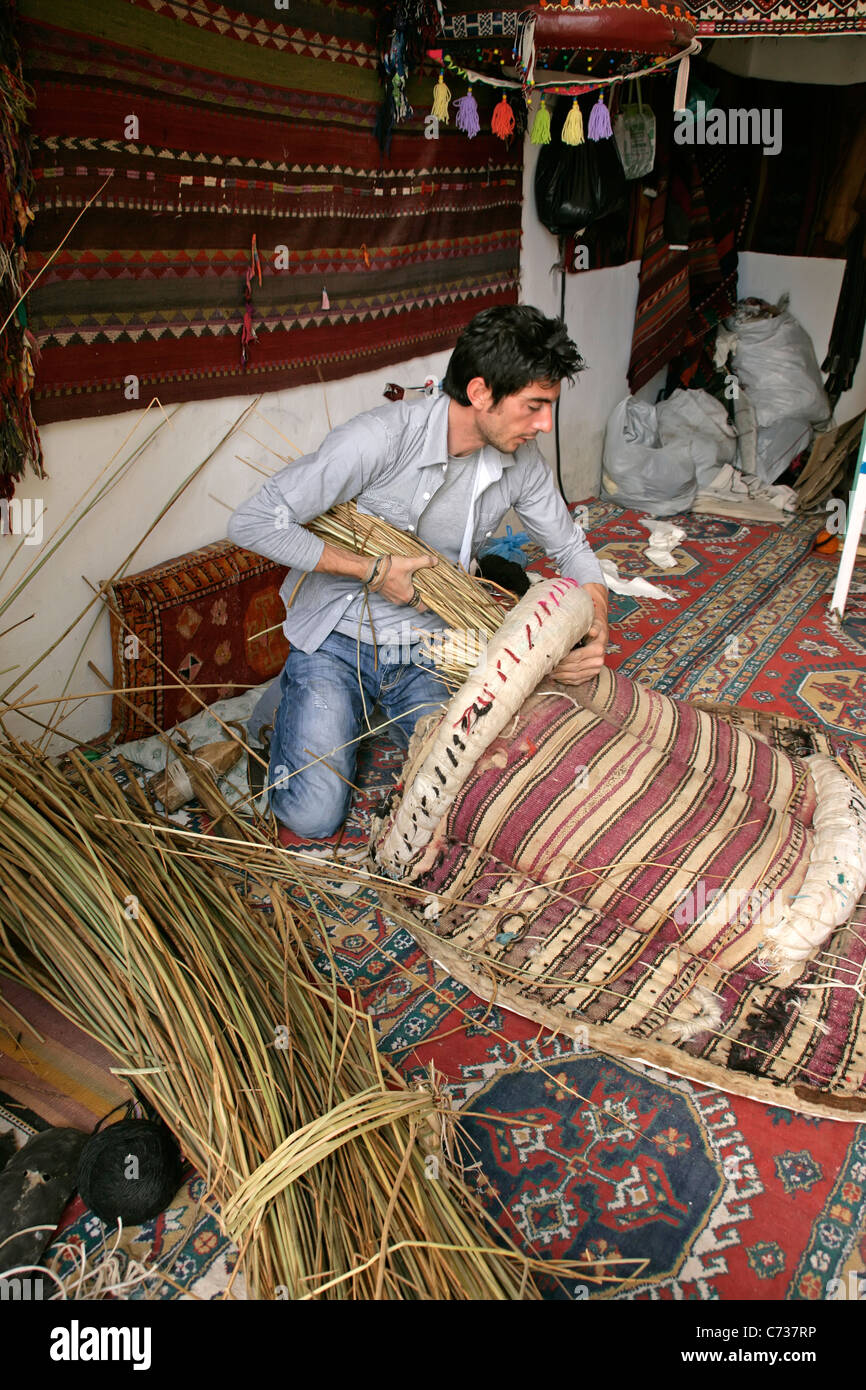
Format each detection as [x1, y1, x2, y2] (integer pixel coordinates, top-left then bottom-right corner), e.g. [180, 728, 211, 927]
[228, 304, 608, 839]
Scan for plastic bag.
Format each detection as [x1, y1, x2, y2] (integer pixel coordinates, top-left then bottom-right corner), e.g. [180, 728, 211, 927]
[656, 388, 738, 487]
[601, 398, 698, 516]
[728, 300, 833, 483]
[535, 130, 627, 235]
[613, 81, 655, 180]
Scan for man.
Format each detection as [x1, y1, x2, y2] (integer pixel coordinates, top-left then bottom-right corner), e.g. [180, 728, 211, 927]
[228, 305, 608, 839]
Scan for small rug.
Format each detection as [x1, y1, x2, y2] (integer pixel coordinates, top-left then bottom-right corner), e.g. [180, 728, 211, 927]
[401, 1033, 866, 1301]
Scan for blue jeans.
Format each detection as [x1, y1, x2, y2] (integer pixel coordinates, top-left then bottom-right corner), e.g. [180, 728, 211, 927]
[268, 631, 450, 838]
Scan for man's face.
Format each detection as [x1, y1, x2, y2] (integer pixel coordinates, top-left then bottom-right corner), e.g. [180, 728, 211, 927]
[469, 379, 561, 455]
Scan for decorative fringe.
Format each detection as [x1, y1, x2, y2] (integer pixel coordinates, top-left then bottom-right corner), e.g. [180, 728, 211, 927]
[455, 90, 481, 139]
[431, 71, 451, 123]
[561, 98, 584, 147]
[530, 97, 551, 145]
[0, 2, 44, 494]
[587, 95, 613, 141]
[516, 13, 537, 88]
[376, 1, 442, 153]
[491, 94, 514, 141]
[240, 234, 261, 369]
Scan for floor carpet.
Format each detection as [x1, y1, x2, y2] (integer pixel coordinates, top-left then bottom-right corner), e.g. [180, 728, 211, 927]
[2, 502, 865, 1300]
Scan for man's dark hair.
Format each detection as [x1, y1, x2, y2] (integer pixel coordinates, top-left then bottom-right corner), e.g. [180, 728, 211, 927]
[442, 305, 586, 407]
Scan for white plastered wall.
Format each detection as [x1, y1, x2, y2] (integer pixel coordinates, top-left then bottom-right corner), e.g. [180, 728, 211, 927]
[0, 350, 450, 748]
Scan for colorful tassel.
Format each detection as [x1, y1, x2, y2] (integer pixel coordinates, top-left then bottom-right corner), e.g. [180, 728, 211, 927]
[587, 94, 613, 140]
[491, 94, 515, 141]
[530, 97, 551, 145]
[321, 287, 330, 310]
[561, 98, 584, 146]
[455, 89, 480, 139]
[241, 234, 261, 367]
[431, 71, 451, 123]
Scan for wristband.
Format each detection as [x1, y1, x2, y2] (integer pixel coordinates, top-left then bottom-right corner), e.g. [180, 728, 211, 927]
[366, 554, 387, 588]
[368, 555, 392, 593]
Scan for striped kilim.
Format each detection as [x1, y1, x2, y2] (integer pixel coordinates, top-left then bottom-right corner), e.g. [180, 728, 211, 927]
[17, 0, 522, 423]
[627, 126, 734, 394]
[386, 666, 866, 1121]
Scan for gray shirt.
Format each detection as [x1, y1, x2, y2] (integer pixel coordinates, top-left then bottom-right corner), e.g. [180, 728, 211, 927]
[227, 391, 605, 653]
[334, 447, 481, 646]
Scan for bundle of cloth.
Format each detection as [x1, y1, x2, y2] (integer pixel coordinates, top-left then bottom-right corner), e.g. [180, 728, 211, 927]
[602, 297, 833, 513]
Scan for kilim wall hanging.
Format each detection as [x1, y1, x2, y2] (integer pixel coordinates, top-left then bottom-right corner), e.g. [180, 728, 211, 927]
[17, 0, 522, 425]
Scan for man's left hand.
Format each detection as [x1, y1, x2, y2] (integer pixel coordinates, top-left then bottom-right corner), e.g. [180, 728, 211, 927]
[551, 585, 609, 685]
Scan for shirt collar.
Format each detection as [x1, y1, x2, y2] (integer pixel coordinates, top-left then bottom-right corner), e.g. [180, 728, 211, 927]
[418, 392, 510, 479]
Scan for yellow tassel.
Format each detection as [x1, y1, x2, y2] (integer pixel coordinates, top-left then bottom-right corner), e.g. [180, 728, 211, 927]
[431, 71, 451, 123]
[530, 97, 551, 145]
[561, 98, 584, 146]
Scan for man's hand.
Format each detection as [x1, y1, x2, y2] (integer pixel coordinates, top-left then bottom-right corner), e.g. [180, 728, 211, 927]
[551, 583, 609, 685]
[314, 541, 438, 611]
[378, 553, 438, 611]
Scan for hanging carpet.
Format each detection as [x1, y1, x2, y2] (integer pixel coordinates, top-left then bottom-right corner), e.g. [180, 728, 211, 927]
[17, 0, 521, 423]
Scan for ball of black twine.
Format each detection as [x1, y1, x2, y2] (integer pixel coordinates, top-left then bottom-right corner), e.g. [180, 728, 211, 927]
[77, 1117, 185, 1226]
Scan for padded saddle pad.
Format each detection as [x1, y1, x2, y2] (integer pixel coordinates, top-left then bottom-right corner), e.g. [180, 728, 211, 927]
[374, 665, 866, 1121]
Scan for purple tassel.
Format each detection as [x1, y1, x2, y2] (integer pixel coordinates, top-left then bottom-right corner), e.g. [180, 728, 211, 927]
[455, 90, 481, 138]
[587, 96, 613, 141]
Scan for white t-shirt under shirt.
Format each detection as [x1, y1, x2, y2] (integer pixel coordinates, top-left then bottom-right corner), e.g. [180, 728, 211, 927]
[334, 449, 482, 648]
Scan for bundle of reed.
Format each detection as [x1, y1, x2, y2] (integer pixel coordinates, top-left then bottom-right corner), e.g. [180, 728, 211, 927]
[0, 738, 548, 1300]
[307, 502, 510, 680]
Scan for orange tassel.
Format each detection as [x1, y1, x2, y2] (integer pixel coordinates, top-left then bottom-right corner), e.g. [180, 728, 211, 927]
[491, 94, 515, 140]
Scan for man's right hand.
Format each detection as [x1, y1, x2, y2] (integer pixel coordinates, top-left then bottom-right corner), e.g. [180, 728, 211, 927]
[379, 553, 438, 611]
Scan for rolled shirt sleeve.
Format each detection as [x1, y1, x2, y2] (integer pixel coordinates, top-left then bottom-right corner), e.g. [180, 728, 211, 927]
[512, 448, 606, 589]
[227, 414, 392, 571]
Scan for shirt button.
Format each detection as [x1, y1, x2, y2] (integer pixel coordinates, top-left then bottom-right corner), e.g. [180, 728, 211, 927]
[485, 530, 492, 537]
[407, 524, 415, 532]
[422, 491, 430, 500]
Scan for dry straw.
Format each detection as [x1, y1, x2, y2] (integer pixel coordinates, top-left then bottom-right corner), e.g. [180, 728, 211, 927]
[0, 736, 591, 1300]
[308, 503, 511, 681]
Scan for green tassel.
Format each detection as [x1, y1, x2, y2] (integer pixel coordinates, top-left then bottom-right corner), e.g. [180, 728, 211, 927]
[530, 98, 551, 145]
